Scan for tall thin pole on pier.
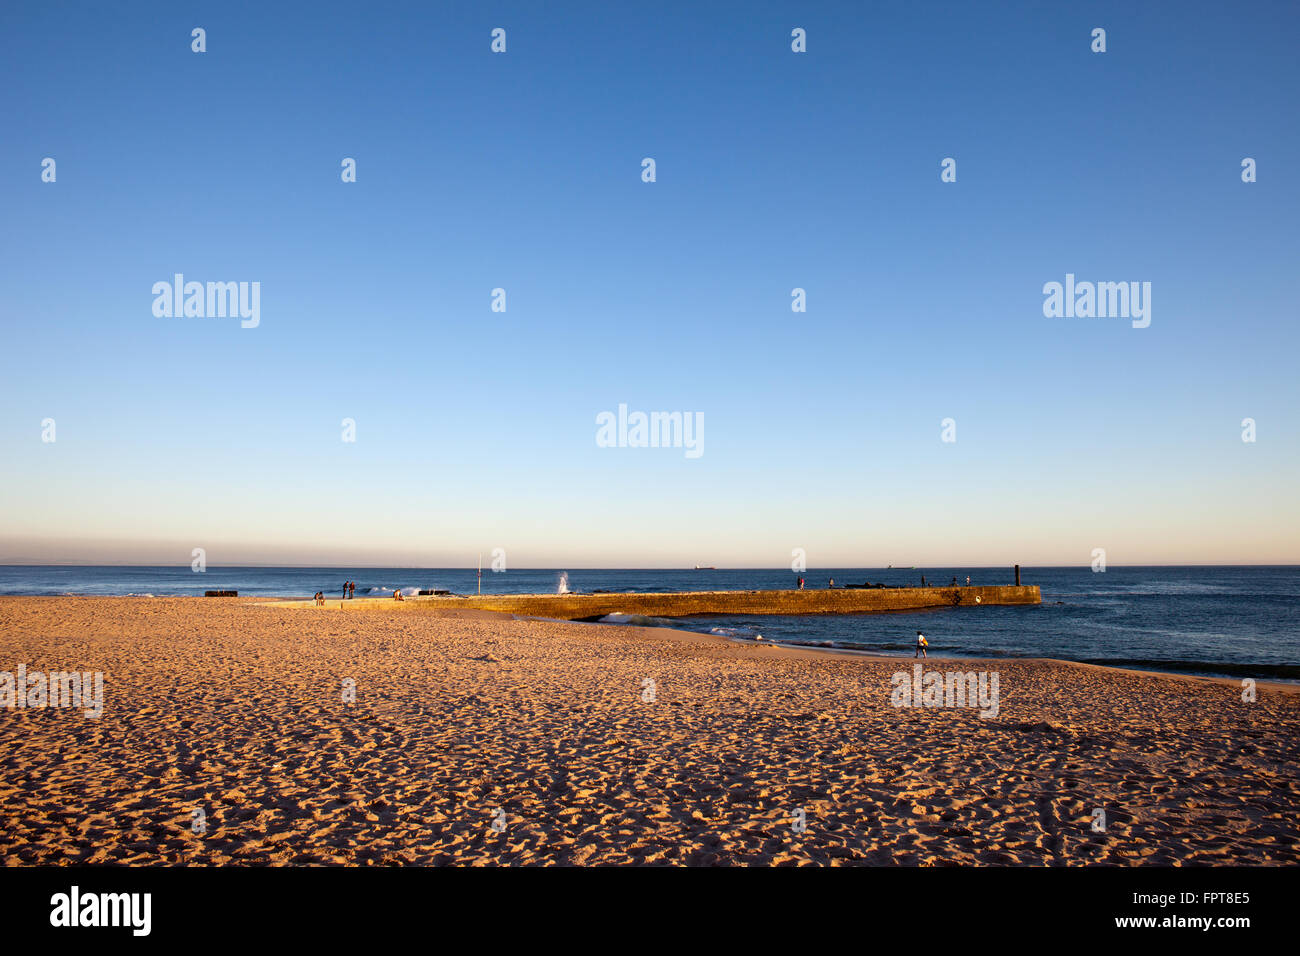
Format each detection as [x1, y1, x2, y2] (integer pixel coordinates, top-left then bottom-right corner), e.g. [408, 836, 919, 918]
[478, 553, 482, 595]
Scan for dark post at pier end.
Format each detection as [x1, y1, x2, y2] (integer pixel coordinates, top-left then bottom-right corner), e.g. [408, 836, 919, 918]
[1014, 564, 1021, 586]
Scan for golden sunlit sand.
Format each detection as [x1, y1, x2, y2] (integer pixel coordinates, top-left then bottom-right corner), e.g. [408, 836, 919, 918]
[1, 596, 1296, 865]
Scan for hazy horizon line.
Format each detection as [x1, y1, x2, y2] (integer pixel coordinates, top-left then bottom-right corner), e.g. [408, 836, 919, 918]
[1, 563, 1296, 571]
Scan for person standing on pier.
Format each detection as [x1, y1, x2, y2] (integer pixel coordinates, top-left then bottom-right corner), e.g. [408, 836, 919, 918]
[915, 631, 928, 659]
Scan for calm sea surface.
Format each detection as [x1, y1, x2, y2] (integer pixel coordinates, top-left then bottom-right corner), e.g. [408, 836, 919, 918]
[1, 565, 1295, 681]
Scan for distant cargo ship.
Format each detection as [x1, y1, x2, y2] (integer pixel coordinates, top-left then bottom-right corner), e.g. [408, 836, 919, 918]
[694, 564, 716, 570]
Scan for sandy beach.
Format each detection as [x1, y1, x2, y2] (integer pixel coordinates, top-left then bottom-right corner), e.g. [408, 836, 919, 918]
[1, 595, 1296, 865]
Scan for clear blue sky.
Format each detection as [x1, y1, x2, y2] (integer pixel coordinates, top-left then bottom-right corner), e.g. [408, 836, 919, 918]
[1, 1, 1297, 567]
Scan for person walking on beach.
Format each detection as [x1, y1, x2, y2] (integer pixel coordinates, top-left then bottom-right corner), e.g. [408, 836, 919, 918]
[314, 591, 324, 606]
[348, 581, 355, 599]
[966, 575, 970, 586]
[915, 631, 928, 659]
[828, 578, 835, 588]
[798, 577, 805, 590]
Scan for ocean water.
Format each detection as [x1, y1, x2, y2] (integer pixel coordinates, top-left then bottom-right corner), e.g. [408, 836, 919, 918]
[0, 565, 1295, 681]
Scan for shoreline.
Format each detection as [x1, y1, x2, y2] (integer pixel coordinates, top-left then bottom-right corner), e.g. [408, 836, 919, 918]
[0, 593, 1288, 689]
[286, 595, 1299, 690]
[567, 612, 1300, 694]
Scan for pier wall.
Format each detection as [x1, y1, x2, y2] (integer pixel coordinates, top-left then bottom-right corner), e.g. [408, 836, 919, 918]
[311, 585, 1040, 619]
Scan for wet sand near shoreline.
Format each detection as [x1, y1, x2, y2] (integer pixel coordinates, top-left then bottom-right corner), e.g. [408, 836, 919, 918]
[1, 596, 1296, 865]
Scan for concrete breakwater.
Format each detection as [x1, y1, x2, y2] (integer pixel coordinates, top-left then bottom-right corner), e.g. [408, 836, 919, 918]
[290, 585, 1041, 619]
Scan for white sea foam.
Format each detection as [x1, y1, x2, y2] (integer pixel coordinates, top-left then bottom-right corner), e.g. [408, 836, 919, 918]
[709, 626, 763, 640]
